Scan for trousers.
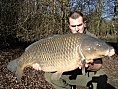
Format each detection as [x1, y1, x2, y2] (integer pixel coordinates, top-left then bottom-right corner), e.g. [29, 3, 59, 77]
[44, 69, 107, 89]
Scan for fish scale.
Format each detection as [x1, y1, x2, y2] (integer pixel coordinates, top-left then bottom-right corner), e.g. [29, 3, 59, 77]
[7, 33, 115, 82]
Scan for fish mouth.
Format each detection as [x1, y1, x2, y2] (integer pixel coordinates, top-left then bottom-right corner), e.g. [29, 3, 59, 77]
[105, 48, 115, 57]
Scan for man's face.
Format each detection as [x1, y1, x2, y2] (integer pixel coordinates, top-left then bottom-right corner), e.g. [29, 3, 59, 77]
[69, 16, 86, 33]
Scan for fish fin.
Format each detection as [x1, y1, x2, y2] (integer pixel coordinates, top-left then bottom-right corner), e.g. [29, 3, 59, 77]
[81, 59, 86, 75]
[7, 58, 19, 72]
[51, 72, 63, 80]
[7, 58, 23, 82]
[15, 67, 23, 83]
[82, 65, 85, 75]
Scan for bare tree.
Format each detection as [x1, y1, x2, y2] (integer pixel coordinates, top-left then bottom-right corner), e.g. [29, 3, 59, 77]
[0, 0, 117, 47]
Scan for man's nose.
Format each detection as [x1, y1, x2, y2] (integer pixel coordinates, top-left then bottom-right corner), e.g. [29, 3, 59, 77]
[75, 26, 79, 31]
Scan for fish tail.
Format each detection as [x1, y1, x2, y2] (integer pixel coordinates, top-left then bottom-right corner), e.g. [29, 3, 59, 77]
[7, 58, 23, 82]
[7, 58, 19, 72]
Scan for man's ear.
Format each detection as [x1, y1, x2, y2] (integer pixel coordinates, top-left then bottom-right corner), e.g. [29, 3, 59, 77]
[68, 24, 71, 29]
[84, 21, 86, 27]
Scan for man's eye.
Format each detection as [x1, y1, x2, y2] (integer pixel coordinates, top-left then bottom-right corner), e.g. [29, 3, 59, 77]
[71, 25, 76, 27]
[71, 24, 83, 27]
[77, 24, 82, 26]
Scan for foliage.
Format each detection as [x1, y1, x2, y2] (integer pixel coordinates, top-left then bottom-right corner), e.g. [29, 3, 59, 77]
[0, 0, 118, 48]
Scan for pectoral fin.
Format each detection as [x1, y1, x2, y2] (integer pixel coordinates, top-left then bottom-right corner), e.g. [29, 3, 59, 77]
[51, 72, 63, 80]
[81, 59, 86, 75]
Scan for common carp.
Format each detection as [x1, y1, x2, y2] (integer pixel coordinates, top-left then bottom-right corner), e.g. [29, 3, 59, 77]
[7, 33, 115, 82]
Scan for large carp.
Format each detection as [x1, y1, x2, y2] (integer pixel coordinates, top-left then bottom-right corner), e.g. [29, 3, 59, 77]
[7, 33, 115, 82]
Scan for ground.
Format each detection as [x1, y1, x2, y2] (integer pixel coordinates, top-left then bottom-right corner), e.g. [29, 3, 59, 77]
[0, 46, 118, 89]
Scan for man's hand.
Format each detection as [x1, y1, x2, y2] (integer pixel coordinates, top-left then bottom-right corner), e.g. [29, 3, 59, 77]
[86, 59, 102, 71]
[78, 59, 93, 69]
[32, 63, 41, 70]
[87, 63, 102, 71]
[79, 59, 102, 71]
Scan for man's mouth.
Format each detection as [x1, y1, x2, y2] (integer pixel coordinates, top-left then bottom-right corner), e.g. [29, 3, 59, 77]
[76, 30, 79, 33]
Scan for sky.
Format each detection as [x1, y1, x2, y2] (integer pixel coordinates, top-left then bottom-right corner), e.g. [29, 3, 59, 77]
[70, 0, 118, 20]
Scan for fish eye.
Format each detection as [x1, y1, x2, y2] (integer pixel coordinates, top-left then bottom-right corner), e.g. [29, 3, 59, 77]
[87, 47, 91, 50]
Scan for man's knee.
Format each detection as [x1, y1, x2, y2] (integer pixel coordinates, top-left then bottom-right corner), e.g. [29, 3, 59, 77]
[87, 75, 108, 89]
[44, 72, 52, 83]
[93, 75, 108, 89]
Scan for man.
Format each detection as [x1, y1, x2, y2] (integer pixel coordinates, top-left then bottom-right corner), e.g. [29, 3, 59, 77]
[32, 11, 108, 89]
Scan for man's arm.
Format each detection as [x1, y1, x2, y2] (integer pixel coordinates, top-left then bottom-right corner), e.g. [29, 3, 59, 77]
[86, 58, 103, 71]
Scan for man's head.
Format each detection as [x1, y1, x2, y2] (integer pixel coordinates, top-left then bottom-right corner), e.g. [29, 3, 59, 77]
[68, 11, 86, 33]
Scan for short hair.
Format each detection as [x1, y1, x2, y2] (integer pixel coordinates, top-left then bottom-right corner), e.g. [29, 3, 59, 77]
[68, 11, 86, 23]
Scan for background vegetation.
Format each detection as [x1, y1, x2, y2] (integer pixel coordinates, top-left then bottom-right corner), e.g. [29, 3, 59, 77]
[0, 0, 118, 48]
